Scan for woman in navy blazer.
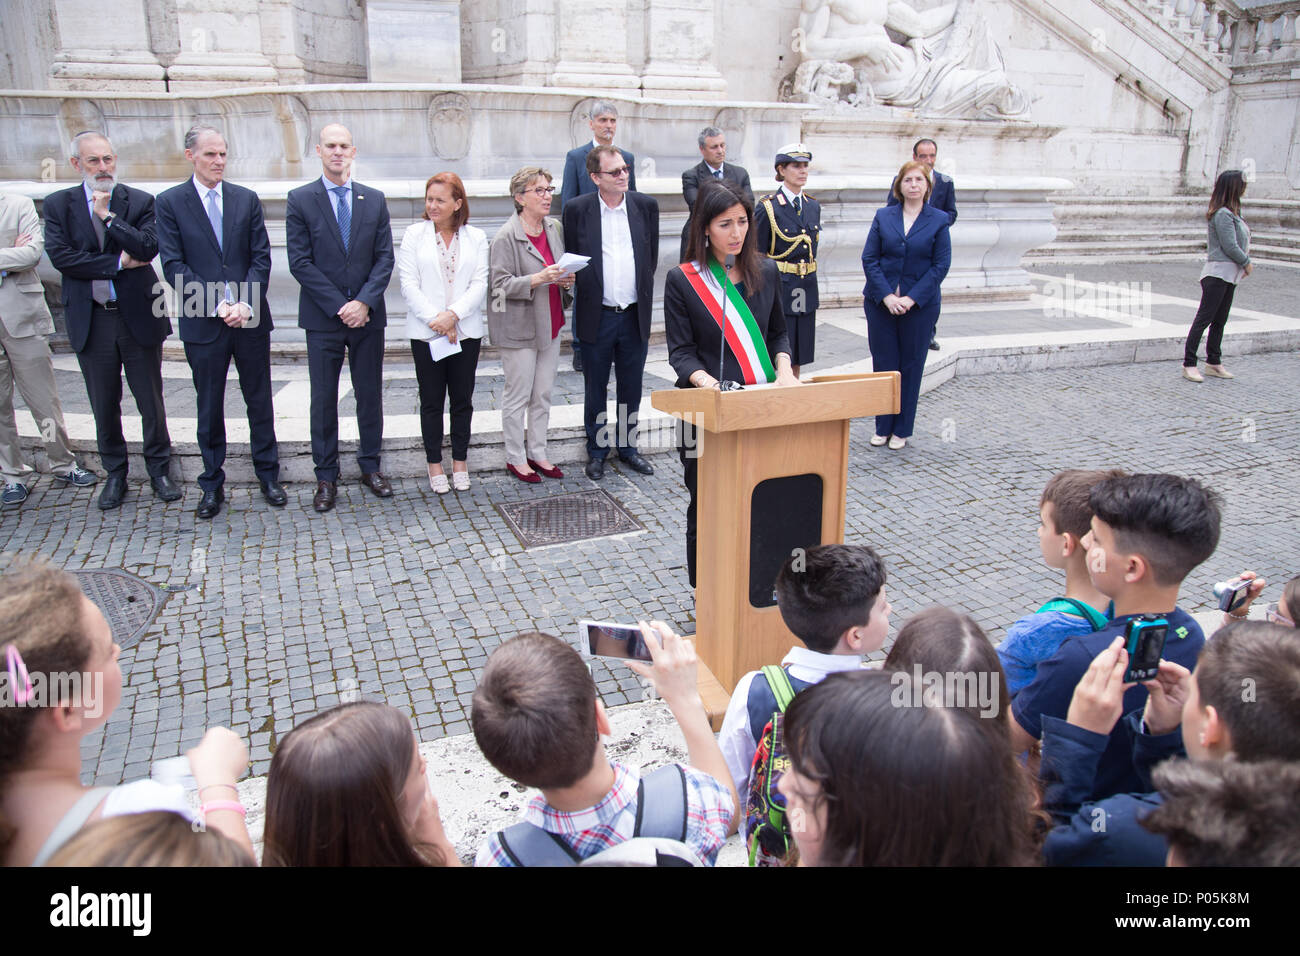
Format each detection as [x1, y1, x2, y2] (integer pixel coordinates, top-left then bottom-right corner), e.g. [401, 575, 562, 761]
[861, 161, 952, 449]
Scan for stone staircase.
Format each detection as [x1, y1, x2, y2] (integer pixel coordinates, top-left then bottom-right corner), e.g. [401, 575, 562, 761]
[1030, 195, 1300, 263]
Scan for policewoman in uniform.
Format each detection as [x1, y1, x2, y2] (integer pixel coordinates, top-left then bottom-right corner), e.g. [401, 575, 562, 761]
[753, 144, 820, 376]
[665, 180, 800, 587]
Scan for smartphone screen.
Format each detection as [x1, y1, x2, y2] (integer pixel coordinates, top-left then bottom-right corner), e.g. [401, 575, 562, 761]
[580, 621, 651, 662]
[1124, 621, 1168, 682]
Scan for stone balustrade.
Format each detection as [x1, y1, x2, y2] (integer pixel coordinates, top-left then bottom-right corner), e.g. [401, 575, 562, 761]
[1129, 0, 1300, 65]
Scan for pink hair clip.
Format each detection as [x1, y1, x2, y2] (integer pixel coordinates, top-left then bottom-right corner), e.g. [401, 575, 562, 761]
[5, 644, 34, 705]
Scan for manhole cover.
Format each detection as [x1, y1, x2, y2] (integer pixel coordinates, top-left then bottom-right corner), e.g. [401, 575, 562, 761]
[496, 490, 644, 548]
[70, 569, 165, 651]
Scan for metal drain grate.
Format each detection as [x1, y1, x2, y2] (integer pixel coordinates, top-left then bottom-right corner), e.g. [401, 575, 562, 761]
[496, 490, 644, 548]
[70, 569, 165, 651]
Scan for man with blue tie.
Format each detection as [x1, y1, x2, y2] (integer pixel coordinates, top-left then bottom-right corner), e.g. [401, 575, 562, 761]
[679, 127, 754, 262]
[887, 138, 957, 351]
[286, 124, 394, 513]
[156, 125, 284, 520]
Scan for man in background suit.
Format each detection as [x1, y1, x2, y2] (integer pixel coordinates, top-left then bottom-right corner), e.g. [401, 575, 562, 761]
[559, 100, 636, 373]
[887, 138, 957, 350]
[43, 131, 177, 510]
[562, 145, 659, 481]
[0, 191, 95, 507]
[156, 125, 284, 520]
[286, 123, 394, 514]
[680, 126, 753, 262]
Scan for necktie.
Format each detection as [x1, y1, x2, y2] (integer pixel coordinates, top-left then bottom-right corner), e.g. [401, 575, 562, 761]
[793, 195, 802, 216]
[89, 204, 113, 304]
[205, 189, 223, 251]
[333, 186, 351, 254]
[713, 169, 723, 179]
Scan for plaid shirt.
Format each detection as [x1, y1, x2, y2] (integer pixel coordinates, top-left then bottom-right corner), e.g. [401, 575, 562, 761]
[476, 762, 734, 867]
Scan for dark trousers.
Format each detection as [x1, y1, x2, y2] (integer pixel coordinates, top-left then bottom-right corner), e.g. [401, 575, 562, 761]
[580, 305, 648, 459]
[307, 325, 384, 482]
[1184, 276, 1236, 367]
[680, 422, 699, 588]
[76, 304, 171, 479]
[410, 337, 481, 462]
[184, 325, 279, 492]
[865, 301, 938, 439]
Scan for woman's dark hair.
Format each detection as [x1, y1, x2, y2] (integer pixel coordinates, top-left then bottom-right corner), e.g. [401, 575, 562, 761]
[783, 670, 1040, 866]
[883, 606, 1010, 730]
[263, 701, 445, 867]
[0, 559, 93, 856]
[46, 811, 255, 867]
[1207, 169, 1246, 220]
[424, 171, 470, 229]
[683, 180, 764, 292]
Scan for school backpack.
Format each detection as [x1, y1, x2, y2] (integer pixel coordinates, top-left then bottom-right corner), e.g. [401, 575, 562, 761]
[1036, 597, 1109, 631]
[744, 664, 800, 867]
[493, 765, 701, 867]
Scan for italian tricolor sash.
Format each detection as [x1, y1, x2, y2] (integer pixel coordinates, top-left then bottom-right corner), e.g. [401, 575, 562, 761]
[680, 260, 775, 385]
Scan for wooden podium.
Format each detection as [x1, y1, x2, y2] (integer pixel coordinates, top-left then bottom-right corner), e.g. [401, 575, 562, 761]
[652, 373, 900, 724]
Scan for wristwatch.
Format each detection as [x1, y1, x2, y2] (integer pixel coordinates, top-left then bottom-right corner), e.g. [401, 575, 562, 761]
[100, 213, 115, 228]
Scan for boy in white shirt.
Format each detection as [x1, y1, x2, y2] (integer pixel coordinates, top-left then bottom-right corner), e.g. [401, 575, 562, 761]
[717, 544, 892, 797]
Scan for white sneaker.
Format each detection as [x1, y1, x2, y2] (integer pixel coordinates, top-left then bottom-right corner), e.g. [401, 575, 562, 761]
[870, 434, 888, 447]
[888, 436, 908, 450]
[1182, 366, 1204, 383]
[1204, 364, 1235, 379]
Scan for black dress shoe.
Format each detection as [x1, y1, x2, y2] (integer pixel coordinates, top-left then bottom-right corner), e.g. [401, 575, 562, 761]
[261, 480, 288, 506]
[572, 349, 584, 373]
[585, 458, 605, 481]
[619, 451, 654, 475]
[195, 488, 223, 520]
[151, 474, 182, 502]
[98, 476, 127, 510]
[928, 337, 941, 351]
[360, 472, 393, 497]
[313, 481, 337, 513]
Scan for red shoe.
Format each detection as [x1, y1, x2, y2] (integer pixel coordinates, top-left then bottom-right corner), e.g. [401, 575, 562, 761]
[528, 459, 564, 479]
[507, 463, 541, 484]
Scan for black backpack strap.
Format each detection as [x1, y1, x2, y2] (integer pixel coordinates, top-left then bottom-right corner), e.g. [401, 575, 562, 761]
[633, 765, 688, 842]
[496, 821, 582, 867]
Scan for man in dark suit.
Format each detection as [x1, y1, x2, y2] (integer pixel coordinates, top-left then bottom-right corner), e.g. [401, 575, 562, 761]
[679, 126, 753, 262]
[286, 124, 394, 514]
[43, 131, 178, 510]
[887, 138, 957, 350]
[155, 125, 284, 520]
[561, 145, 659, 481]
[558, 100, 636, 374]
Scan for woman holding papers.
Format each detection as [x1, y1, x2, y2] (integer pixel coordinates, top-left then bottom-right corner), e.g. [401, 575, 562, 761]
[398, 172, 489, 494]
[860, 161, 951, 450]
[488, 166, 576, 484]
[665, 180, 800, 586]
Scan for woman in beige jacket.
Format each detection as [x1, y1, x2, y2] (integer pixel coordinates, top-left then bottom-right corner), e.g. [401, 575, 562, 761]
[488, 167, 574, 482]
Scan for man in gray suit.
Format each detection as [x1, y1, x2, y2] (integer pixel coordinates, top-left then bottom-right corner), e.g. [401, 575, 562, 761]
[679, 127, 753, 262]
[0, 192, 96, 507]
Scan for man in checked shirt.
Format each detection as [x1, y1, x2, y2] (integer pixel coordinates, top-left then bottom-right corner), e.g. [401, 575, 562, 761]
[472, 625, 737, 866]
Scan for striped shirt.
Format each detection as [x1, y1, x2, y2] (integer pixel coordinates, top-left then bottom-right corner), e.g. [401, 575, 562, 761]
[476, 762, 734, 867]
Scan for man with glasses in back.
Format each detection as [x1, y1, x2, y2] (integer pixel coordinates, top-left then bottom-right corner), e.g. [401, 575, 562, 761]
[561, 146, 659, 481]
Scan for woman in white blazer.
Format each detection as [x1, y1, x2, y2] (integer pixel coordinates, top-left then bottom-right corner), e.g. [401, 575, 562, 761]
[398, 172, 488, 493]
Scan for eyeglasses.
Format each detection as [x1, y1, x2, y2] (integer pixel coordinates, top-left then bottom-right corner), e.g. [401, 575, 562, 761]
[524, 186, 556, 197]
[1265, 602, 1296, 627]
[600, 166, 631, 178]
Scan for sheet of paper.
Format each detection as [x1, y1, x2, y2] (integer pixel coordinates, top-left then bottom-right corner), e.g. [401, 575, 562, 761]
[428, 334, 462, 362]
[556, 253, 590, 274]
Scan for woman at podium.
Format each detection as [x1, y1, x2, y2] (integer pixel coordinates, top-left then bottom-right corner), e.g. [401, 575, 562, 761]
[665, 180, 801, 586]
[861, 160, 952, 450]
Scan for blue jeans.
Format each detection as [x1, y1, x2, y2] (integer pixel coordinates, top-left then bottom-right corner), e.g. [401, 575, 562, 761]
[580, 306, 648, 459]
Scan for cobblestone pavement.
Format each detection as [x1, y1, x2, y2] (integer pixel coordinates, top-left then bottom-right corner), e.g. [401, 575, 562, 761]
[1, 347, 1296, 787]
